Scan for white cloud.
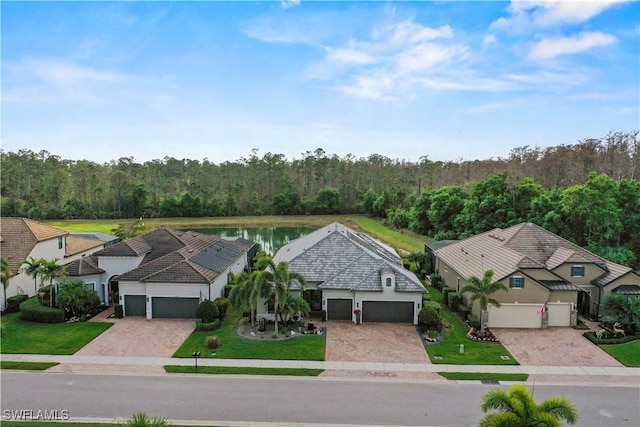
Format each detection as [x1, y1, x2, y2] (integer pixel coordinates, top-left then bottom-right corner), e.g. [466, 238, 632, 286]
[528, 31, 617, 60]
[13, 58, 128, 85]
[326, 47, 374, 65]
[281, 0, 300, 10]
[491, 0, 629, 32]
[482, 34, 497, 46]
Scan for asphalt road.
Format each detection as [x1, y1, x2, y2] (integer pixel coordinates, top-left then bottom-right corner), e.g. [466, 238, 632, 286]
[1, 372, 638, 426]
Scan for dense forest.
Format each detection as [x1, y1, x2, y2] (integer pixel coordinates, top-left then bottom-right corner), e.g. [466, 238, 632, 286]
[1, 131, 638, 269]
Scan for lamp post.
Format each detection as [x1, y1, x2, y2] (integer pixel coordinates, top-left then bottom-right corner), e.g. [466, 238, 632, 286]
[192, 351, 201, 370]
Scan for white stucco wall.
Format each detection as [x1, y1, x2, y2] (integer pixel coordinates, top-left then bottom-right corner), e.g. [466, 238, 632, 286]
[97, 256, 145, 281]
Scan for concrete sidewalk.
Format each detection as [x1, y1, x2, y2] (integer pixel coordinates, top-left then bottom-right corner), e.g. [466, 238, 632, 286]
[2, 353, 639, 379]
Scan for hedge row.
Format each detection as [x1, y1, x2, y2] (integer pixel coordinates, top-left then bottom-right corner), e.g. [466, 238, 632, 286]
[19, 297, 64, 323]
[583, 331, 640, 345]
[6, 294, 29, 313]
[195, 318, 221, 331]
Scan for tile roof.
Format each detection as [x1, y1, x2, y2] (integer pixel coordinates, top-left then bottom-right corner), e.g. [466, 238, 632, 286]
[0, 217, 68, 274]
[276, 222, 424, 293]
[612, 285, 640, 295]
[65, 235, 106, 257]
[434, 222, 635, 288]
[113, 228, 251, 285]
[66, 256, 104, 276]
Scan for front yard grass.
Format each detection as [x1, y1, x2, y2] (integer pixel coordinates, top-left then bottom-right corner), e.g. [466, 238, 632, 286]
[174, 307, 325, 360]
[165, 365, 324, 376]
[425, 289, 518, 365]
[0, 361, 59, 370]
[600, 340, 640, 367]
[438, 372, 529, 382]
[1, 313, 112, 355]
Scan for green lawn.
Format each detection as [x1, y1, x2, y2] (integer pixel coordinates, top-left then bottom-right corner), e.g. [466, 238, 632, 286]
[1, 313, 112, 354]
[424, 288, 518, 365]
[174, 307, 325, 360]
[600, 340, 640, 367]
[165, 365, 324, 376]
[437, 372, 529, 382]
[0, 361, 59, 370]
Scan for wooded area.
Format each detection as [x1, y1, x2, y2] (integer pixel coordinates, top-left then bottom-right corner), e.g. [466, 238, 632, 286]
[1, 131, 638, 269]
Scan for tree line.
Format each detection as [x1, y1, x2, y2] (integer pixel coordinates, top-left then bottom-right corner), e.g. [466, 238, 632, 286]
[1, 131, 638, 269]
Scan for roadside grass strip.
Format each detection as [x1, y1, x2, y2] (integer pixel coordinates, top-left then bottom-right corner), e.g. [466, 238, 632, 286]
[1, 313, 112, 355]
[438, 372, 529, 382]
[174, 307, 325, 361]
[600, 340, 640, 367]
[164, 365, 324, 376]
[0, 361, 59, 370]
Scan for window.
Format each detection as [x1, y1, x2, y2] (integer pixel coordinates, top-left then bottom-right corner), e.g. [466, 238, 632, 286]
[571, 265, 585, 277]
[58, 236, 63, 249]
[510, 277, 524, 289]
[85, 282, 95, 291]
[385, 277, 392, 287]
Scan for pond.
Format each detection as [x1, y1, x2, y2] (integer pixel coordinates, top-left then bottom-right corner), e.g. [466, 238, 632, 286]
[187, 227, 315, 255]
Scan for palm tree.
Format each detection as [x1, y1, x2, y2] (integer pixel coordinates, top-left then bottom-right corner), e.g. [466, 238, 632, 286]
[254, 256, 307, 335]
[279, 295, 311, 324]
[40, 258, 68, 307]
[460, 269, 508, 335]
[21, 256, 44, 294]
[480, 384, 578, 427]
[1, 257, 11, 311]
[228, 270, 265, 327]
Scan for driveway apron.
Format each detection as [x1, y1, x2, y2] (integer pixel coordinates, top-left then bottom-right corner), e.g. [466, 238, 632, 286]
[492, 327, 623, 367]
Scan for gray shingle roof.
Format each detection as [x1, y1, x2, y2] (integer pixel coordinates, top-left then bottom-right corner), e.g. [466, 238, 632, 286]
[276, 222, 424, 293]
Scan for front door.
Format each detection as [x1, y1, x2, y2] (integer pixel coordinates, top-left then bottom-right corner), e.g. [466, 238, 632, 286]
[577, 290, 591, 316]
[303, 289, 322, 311]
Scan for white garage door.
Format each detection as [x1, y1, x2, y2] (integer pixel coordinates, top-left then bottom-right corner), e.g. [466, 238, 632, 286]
[547, 303, 572, 327]
[488, 304, 542, 328]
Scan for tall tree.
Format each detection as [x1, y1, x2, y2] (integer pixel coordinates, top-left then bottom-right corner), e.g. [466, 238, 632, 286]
[254, 256, 307, 335]
[460, 270, 508, 335]
[480, 384, 578, 427]
[40, 258, 68, 307]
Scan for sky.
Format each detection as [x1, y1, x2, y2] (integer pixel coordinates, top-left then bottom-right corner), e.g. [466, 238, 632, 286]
[2, 0, 639, 164]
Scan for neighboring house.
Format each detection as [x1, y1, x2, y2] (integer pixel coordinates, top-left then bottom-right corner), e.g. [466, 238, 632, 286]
[432, 222, 640, 328]
[66, 228, 255, 319]
[264, 222, 426, 324]
[0, 217, 116, 310]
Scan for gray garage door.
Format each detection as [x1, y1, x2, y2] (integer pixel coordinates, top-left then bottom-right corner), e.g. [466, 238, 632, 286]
[124, 295, 146, 316]
[362, 301, 414, 323]
[152, 297, 199, 318]
[327, 299, 352, 320]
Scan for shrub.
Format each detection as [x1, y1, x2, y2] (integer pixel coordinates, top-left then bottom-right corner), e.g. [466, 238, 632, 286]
[56, 279, 101, 318]
[430, 274, 443, 290]
[114, 304, 124, 318]
[442, 287, 456, 306]
[422, 292, 432, 303]
[6, 294, 29, 313]
[38, 285, 57, 308]
[583, 331, 640, 345]
[223, 284, 234, 298]
[195, 318, 220, 331]
[205, 336, 220, 349]
[418, 306, 443, 330]
[19, 297, 64, 323]
[448, 292, 463, 311]
[195, 299, 219, 323]
[126, 412, 168, 427]
[213, 297, 229, 320]
[425, 300, 441, 314]
[467, 313, 480, 330]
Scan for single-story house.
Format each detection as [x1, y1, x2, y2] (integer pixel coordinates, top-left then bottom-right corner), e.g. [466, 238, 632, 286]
[65, 228, 255, 319]
[432, 222, 640, 328]
[262, 222, 426, 324]
[0, 217, 117, 310]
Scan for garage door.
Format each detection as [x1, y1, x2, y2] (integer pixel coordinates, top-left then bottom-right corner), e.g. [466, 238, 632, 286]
[124, 295, 146, 316]
[362, 301, 414, 323]
[152, 297, 199, 318]
[327, 299, 352, 320]
[488, 304, 541, 328]
[547, 303, 572, 327]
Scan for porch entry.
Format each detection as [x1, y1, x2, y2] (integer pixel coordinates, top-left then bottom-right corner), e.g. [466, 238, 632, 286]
[302, 289, 323, 312]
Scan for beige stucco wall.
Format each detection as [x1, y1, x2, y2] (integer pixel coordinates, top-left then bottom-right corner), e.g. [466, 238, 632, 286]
[552, 263, 606, 286]
[602, 272, 640, 301]
[548, 290, 578, 305]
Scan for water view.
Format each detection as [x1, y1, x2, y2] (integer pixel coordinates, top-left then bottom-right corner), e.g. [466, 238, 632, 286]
[188, 227, 315, 255]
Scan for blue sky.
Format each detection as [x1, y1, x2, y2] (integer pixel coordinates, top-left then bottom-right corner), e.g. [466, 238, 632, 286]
[2, 1, 638, 164]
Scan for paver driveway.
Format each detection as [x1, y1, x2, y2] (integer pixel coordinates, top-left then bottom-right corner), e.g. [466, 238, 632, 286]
[325, 321, 430, 364]
[74, 317, 195, 357]
[492, 327, 622, 366]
